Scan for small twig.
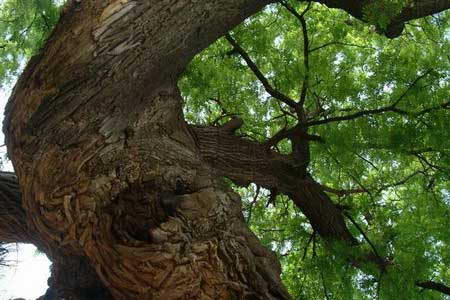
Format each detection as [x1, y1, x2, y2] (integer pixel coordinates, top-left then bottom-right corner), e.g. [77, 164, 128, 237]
[246, 185, 260, 223]
[375, 170, 424, 194]
[312, 232, 317, 258]
[415, 100, 450, 116]
[39, 11, 51, 31]
[343, 211, 383, 263]
[302, 231, 316, 260]
[321, 270, 331, 300]
[309, 41, 376, 53]
[353, 152, 379, 171]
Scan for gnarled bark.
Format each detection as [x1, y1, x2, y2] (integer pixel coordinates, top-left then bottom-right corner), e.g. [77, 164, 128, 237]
[3, 1, 289, 299]
[0, 172, 110, 299]
[2, 0, 449, 299]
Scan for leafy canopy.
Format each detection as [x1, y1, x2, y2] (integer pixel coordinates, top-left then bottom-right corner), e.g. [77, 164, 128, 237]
[0, 0, 61, 86]
[1, 0, 450, 299]
[180, 1, 450, 299]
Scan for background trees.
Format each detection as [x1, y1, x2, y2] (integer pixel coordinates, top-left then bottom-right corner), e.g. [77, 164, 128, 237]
[0, 0, 449, 299]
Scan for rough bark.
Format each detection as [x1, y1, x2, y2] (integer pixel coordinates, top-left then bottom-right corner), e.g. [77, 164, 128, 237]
[193, 125, 356, 243]
[3, 1, 289, 299]
[1, 0, 449, 299]
[0, 172, 33, 244]
[0, 173, 111, 299]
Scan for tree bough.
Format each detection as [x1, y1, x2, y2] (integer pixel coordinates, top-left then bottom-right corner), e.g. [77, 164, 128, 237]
[0, 0, 449, 299]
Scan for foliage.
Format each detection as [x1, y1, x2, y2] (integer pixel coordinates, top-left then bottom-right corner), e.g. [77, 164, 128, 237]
[0, 0, 449, 298]
[180, 1, 450, 299]
[0, 0, 62, 87]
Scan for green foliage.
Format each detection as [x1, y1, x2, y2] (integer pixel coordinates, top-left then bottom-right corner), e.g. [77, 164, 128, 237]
[0, 0, 449, 298]
[180, 2, 450, 299]
[0, 0, 62, 87]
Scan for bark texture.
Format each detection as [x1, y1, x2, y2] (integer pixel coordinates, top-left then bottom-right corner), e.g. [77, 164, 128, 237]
[0, 172, 32, 244]
[0, 173, 111, 299]
[2, 0, 449, 299]
[3, 0, 289, 299]
[193, 125, 356, 243]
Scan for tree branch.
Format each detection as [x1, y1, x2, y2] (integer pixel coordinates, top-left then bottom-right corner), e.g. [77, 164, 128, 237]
[343, 212, 384, 265]
[317, 168, 425, 198]
[302, 231, 316, 260]
[280, 1, 312, 108]
[385, 0, 450, 38]
[306, 0, 450, 38]
[246, 185, 261, 223]
[309, 41, 376, 53]
[416, 280, 450, 296]
[193, 125, 357, 243]
[306, 70, 433, 126]
[225, 33, 299, 110]
[0, 172, 37, 244]
[375, 170, 424, 194]
[320, 184, 367, 197]
[415, 100, 450, 116]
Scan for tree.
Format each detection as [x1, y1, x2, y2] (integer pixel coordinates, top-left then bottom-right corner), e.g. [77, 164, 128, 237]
[0, 0, 449, 299]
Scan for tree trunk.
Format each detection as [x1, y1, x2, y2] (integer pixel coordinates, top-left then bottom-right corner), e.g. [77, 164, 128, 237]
[2, 0, 449, 298]
[3, 1, 289, 299]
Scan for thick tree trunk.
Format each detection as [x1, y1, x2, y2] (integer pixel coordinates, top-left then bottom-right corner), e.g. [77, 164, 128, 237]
[3, 1, 289, 299]
[1, 1, 448, 298]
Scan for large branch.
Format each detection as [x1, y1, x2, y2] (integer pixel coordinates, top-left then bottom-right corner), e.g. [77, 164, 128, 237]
[192, 124, 356, 243]
[416, 280, 450, 296]
[4, 0, 279, 156]
[0, 173, 112, 300]
[386, 0, 450, 37]
[39, 255, 111, 300]
[0, 172, 37, 244]
[308, 0, 450, 38]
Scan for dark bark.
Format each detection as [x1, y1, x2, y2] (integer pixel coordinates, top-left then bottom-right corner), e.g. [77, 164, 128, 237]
[193, 125, 357, 243]
[1, 0, 449, 299]
[308, 0, 450, 38]
[0, 172, 33, 244]
[39, 255, 112, 300]
[416, 280, 450, 296]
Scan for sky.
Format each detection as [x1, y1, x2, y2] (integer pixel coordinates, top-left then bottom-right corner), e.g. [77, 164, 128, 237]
[0, 87, 51, 300]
